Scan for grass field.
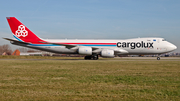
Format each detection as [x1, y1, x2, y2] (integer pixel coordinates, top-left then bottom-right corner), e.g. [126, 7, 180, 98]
[0, 56, 180, 100]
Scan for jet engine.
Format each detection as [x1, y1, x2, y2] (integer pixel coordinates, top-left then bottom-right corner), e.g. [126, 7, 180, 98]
[78, 47, 92, 55]
[101, 49, 114, 58]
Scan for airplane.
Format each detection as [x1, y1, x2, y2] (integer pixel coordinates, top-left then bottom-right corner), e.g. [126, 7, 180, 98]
[4, 17, 177, 60]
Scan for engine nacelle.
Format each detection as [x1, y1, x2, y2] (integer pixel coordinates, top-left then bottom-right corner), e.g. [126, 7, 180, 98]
[78, 47, 92, 55]
[101, 49, 114, 58]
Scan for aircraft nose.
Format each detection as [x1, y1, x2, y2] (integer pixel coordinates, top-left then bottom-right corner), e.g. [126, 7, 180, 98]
[168, 44, 177, 51]
[172, 44, 177, 50]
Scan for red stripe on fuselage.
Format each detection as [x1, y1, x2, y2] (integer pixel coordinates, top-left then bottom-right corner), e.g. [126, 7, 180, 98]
[57, 43, 117, 45]
[33, 41, 117, 45]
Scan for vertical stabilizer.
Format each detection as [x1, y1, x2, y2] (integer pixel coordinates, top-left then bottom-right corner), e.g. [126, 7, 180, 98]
[6, 17, 44, 44]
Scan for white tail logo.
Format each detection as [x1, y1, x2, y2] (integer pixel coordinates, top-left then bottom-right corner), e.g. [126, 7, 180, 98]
[15, 25, 28, 37]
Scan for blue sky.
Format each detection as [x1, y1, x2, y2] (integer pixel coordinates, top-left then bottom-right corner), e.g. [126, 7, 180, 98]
[0, 0, 180, 52]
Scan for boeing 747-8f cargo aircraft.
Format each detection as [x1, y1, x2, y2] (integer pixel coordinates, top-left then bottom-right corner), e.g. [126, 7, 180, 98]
[4, 17, 177, 60]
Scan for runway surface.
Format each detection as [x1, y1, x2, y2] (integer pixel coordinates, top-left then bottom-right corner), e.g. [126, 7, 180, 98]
[0, 57, 180, 61]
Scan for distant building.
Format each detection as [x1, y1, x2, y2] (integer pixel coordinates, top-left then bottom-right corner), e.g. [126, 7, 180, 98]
[2, 52, 7, 55]
[12, 49, 20, 56]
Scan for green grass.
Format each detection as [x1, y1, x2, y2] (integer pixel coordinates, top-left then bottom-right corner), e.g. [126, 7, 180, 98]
[0, 56, 180, 100]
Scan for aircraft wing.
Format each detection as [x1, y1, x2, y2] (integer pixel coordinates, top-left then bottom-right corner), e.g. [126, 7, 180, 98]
[39, 41, 76, 49]
[40, 41, 128, 54]
[39, 41, 99, 50]
[4, 38, 128, 55]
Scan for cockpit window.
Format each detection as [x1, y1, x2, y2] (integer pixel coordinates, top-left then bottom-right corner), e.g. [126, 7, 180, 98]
[162, 39, 166, 41]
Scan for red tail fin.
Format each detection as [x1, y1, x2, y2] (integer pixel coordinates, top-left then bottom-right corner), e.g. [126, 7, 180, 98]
[6, 17, 44, 44]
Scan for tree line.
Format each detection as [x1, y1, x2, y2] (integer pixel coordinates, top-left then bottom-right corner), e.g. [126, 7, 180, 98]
[0, 44, 41, 55]
[0, 44, 12, 55]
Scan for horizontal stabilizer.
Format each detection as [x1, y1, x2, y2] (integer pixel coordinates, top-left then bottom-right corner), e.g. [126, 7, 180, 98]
[3, 38, 30, 45]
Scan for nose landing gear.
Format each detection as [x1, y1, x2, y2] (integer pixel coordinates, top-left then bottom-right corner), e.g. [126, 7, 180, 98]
[157, 54, 161, 60]
[157, 57, 160, 60]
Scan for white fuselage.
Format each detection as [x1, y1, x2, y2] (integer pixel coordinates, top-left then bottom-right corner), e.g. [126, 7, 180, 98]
[25, 37, 176, 55]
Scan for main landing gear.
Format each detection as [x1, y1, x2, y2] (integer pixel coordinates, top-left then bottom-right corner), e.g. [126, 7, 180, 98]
[84, 55, 99, 60]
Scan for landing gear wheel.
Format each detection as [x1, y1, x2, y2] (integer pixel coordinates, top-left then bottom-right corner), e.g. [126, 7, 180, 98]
[84, 55, 92, 60]
[84, 55, 99, 60]
[157, 57, 160, 60]
[93, 55, 98, 60]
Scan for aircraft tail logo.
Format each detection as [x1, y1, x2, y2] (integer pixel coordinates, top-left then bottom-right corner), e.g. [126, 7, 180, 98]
[15, 25, 28, 37]
[6, 17, 44, 44]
